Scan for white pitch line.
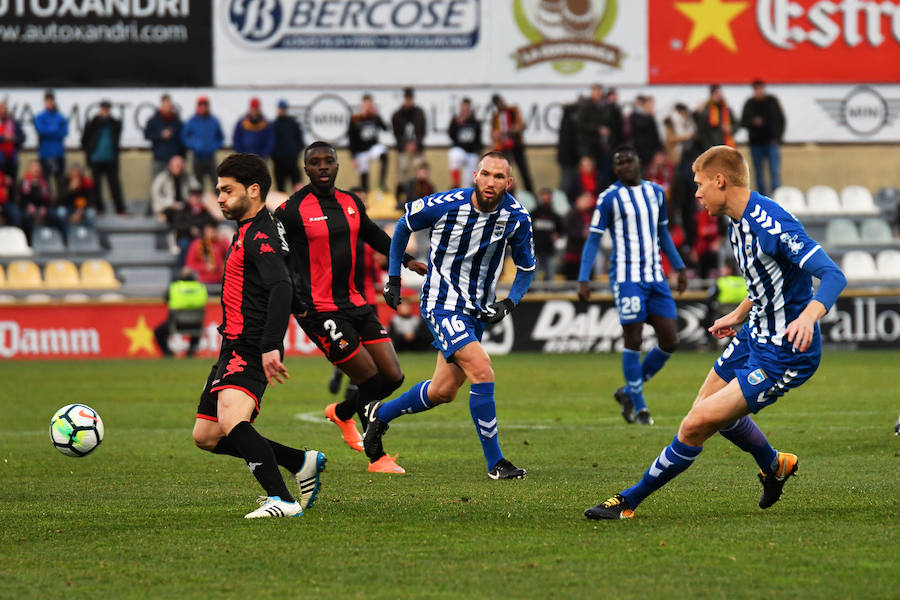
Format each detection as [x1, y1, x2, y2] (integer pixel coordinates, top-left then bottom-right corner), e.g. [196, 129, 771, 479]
[293, 411, 552, 430]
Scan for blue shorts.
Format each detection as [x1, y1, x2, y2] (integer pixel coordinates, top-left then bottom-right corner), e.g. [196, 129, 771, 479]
[612, 280, 677, 324]
[422, 308, 485, 360]
[713, 326, 820, 413]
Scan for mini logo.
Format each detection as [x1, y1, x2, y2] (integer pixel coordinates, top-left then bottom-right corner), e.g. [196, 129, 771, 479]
[315, 334, 331, 355]
[817, 86, 900, 137]
[247, 461, 263, 473]
[225, 351, 247, 377]
[253, 231, 269, 240]
[744, 240, 753, 256]
[347, 206, 356, 215]
[338, 339, 349, 350]
[779, 232, 804, 255]
[512, 0, 621, 74]
[259, 243, 275, 253]
[309, 215, 328, 222]
[410, 198, 425, 214]
[235, 239, 243, 250]
[492, 222, 506, 238]
[78, 409, 98, 421]
[747, 368, 767, 386]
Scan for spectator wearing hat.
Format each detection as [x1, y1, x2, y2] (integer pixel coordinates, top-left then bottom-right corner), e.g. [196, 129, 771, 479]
[182, 96, 224, 192]
[144, 93, 185, 176]
[232, 97, 274, 159]
[82, 100, 126, 214]
[33, 90, 69, 202]
[271, 99, 305, 192]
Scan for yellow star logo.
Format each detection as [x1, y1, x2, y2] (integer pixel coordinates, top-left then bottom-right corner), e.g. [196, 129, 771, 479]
[123, 315, 157, 356]
[675, 0, 748, 53]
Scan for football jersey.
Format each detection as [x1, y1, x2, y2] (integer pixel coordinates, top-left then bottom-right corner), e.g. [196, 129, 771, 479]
[728, 192, 821, 348]
[404, 187, 535, 315]
[589, 180, 670, 283]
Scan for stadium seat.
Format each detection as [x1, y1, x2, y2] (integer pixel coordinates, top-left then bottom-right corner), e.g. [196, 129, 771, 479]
[79, 259, 121, 289]
[840, 185, 879, 214]
[859, 218, 895, 245]
[772, 186, 807, 215]
[6, 260, 43, 289]
[825, 218, 860, 246]
[550, 189, 570, 215]
[875, 249, 900, 279]
[0, 264, 5, 288]
[0, 226, 34, 257]
[68, 225, 104, 254]
[516, 190, 536, 211]
[31, 226, 66, 254]
[806, 185, 841, 214]
[44, 259, 81, 289]
[841, 250, 878, 281]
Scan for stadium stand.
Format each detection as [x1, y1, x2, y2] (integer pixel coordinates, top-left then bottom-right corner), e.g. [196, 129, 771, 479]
[31, 226, 67, 256]
[551, 189, 570, 215]
[68, 225, 105, 255]
[806, 185, 842, 214]
[876, 249, 900, 279]
[80, 259, 120, 289]
[0, 227, 33, 257]
[875, 187, 899, 223]
[772, 186, 807, 214]
[825, 218, 860, 246]
[515, 189, 536, 211]
[0, 264, 5, 287]
[43, 259, 81, 289]
[859, 218, 895, 245]
[840, 185, 879, 214]
[6, 260, 43, 289]
[842, 250, 878, 281]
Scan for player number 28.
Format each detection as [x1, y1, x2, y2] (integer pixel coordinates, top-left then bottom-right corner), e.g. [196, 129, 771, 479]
[619, 296, 641, 315]
[440, 315, 466, 336]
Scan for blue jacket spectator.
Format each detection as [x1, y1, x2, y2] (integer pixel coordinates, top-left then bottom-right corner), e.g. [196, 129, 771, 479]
[232, 98, 274, 158]
[182, 98, 224, 160]
[34, 93, 68, 161]
[144, 94, 185, 175]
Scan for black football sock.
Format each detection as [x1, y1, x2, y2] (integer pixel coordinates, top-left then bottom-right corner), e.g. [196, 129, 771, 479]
[214, 436, 305, 473]
[226, 421, 295, 503]
[356, 373, 385, 462]
[334, 384, 358, 421]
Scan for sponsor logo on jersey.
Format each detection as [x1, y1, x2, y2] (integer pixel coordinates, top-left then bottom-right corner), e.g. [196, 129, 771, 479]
[410, 198, 425, 214]
[338, 339, 349, 350]
[253, 231, 269, 240]
[259, 243, 275, 253]
[309, 215, 328, 222]
[492, 222, 506, 238]
[747, 368, 767, 386]
[779, 233, 804, 255]
[225, 351, 247, 377]
[347, 206, 356, 215]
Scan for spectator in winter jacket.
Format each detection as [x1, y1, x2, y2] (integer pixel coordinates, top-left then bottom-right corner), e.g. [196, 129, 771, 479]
[81, 100, 126, 214]
[491, 93, 534, 192]
[740, 79, 786, 195]
[348, 94, 389, 192]
[232, 97, 274, 158]
[59, 163, 96, 230]
[695, 85, 737, 150]
[182, 96, 224, 192]
[271, 100, 305, 192]
[33, 91, 68, 201]
[150, 155, 199, 224]
[447, 97, 482, 188]
[391, 87, 427, 200]
[0, 101, 25, 211]
[144, 94, 185, 176]
[531, 188, 565, 281]
[628, 95, 662, 174]
[19, 160, 65, 242]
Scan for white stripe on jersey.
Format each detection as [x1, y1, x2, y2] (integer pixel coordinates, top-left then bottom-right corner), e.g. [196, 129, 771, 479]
[633, 184, 655, 281]
[609, 184, 664, 284]
[643, 182, 665, 281]
[434, 203, 472, 312]
[612, 192, 627, 283]
[449, 209, 491, 311]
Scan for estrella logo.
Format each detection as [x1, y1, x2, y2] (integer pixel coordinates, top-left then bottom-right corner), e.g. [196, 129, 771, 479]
[225, 351, 247, 377]
[512, 0, 621, 74]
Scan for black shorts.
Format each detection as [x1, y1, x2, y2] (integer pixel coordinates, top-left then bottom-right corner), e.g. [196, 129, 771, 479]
[296, 305, 391, 365]
[196, 340, 268, 423]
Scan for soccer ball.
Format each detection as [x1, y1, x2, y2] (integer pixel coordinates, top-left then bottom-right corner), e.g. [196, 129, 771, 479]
[49, 404, 104, 457]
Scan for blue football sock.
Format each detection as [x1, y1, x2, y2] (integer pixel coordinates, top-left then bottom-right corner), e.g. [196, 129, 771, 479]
[641, 346, 671, 382]
[719, 416, 778, 473]
[622, 349, 647, 412]
[469, 382, 502, 470]
[620, 435, 702, 509]
[376, 380, 433, 423]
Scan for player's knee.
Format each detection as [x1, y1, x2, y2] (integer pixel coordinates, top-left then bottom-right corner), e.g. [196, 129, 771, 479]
[428, 381, 458, 404]
[467, 363, 494, 384]
[192, 431, 218, 451]
[622, 330, 642, 350]
[659, 335, 679, 354]
[679, 411, 714, 445]
[380, 374, 404, 400]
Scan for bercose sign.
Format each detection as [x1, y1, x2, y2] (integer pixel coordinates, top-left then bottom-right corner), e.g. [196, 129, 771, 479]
[0, 0, 212, 86]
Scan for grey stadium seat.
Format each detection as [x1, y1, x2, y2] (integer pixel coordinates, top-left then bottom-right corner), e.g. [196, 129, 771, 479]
[31, 226, 66, 255]
[825, 218, 860, 246]
[875, 187, 899, 222]
[859, 218, 895, 245]
[68, 226, 104, 254]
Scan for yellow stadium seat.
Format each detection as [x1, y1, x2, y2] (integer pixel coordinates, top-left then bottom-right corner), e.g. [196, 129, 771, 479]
[44, 259, 82, 289]
[6, 260, 43, 289]
[0, 264, 6, 288]
[79, 259, 121, 289]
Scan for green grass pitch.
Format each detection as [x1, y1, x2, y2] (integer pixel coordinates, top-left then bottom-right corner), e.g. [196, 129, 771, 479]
[1, 351, 898, 599]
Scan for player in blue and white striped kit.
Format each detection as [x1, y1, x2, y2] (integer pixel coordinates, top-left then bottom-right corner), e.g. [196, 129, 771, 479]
[585, 146, 846, 520]
[578, 146, 687, 425]
[363, 151, 535, 479]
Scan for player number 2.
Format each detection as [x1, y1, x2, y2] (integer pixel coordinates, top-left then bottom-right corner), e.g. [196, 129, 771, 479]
[441, 316, 465, 336]
[323, 319, 343, 341]
[619, 296, 641, 315]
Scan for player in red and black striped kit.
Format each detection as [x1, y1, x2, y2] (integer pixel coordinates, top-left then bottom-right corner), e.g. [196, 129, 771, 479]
[191, 153, 326, 518]
[275, 141, 427, 473]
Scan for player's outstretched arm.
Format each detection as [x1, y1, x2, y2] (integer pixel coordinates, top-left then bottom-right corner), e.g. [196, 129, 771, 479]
[658, 223, 688, 294]
[577, 231, 603, 302]
[484, 267, 535, 325]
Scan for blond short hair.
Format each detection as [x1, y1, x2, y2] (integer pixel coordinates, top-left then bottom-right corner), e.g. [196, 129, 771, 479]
[692, 145, 749, 188]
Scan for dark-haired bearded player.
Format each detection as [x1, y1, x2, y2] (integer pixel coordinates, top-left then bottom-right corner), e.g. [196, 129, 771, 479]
[275, 141, 427, 473]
